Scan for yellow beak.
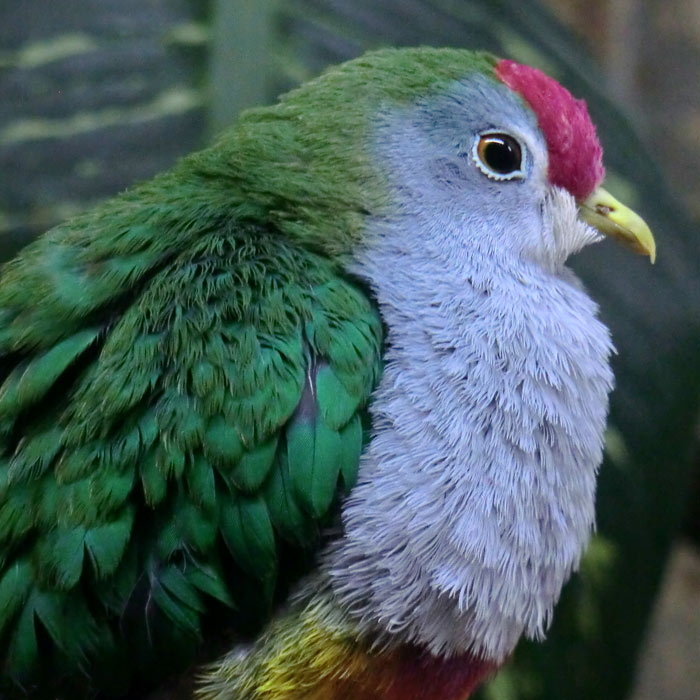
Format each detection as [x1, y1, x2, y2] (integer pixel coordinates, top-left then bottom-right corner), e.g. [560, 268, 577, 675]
[579, 186, 656, 263]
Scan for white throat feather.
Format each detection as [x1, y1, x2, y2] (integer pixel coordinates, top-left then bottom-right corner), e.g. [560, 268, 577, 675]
[323, 192, 614, 662]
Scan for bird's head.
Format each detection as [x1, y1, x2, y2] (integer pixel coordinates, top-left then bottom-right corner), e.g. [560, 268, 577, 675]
[214, 48, 654, 268]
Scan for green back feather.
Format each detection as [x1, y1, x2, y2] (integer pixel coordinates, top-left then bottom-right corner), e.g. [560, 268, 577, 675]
[0, 48, 499, 693]
[0, 221, 383, 692]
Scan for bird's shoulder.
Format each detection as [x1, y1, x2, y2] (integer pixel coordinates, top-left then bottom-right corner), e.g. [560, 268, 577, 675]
[0, 196, 383, 694]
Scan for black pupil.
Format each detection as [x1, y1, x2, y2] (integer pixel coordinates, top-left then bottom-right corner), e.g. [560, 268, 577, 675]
[483, 136, 521, 174]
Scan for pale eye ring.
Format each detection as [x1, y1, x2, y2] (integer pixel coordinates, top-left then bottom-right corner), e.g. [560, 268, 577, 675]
[472, 132, 526, 181]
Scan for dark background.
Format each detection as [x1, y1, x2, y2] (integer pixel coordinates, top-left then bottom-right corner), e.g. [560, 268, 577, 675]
[1, 1, 698, 698]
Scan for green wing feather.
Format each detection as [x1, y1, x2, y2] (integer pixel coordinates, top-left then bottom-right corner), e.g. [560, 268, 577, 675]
[0, 175, 383, 693]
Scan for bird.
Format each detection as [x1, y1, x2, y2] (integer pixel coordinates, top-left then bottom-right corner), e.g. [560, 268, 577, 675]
[0, 48, 655, 699]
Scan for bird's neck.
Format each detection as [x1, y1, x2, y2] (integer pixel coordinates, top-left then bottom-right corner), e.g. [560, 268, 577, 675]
[327, 221, 614, 661]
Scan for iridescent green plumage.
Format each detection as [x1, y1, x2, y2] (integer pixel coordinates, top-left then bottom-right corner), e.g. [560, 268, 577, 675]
[0, 48, 501, 695]
[0, 211, 382, 691]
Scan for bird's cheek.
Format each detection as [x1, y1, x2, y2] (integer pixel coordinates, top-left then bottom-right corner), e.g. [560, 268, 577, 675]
[508, 199, 556, 267]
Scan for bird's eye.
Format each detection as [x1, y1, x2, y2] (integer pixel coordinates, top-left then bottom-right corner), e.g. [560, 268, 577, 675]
[473, 133, 525, 181]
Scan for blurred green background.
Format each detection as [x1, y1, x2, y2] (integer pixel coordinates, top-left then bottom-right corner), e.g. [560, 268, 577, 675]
[1, 1, 698, 698]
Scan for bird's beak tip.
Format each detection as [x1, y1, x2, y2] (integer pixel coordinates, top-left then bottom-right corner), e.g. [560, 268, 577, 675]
[579, 186, 656, 264]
